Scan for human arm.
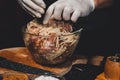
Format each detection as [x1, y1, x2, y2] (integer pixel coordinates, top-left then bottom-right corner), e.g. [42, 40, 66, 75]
[43, 0, 113, 24]
[94, 0, 113, 8]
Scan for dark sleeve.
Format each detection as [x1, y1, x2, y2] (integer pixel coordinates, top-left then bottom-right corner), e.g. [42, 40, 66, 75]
[74, 0, 120, 56]
[0, 0, 28, 49]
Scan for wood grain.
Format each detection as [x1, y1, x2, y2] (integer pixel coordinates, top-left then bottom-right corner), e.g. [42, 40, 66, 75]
[0, 47, 73, 75]
[0, 47, 104, 78]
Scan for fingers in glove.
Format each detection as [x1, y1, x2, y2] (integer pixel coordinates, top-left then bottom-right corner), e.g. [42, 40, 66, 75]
[43, 3, 56, 24]
[53, 4, 65, 20]
[71, 10, 80, 22]
[32, 0, 46, 9]
[22, 0, 45, 14]
[63, 6, 73, 21]
[21, 1, 41, 18]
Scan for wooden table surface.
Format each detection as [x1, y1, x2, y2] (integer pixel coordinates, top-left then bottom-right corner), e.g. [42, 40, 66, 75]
[0, 47, 88, 76]
[0, 47, 105, 80]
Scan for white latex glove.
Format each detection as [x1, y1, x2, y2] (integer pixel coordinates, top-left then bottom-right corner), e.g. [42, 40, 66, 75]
[17, 0, 46, 18]
[43, 0, 95, 24]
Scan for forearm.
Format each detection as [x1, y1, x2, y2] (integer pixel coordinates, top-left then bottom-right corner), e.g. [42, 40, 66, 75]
[94, 0, 113, 9]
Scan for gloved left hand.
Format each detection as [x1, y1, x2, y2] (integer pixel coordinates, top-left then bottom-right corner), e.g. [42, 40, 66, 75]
[17, 0, 46, 18]
[43, 0, 95, 24]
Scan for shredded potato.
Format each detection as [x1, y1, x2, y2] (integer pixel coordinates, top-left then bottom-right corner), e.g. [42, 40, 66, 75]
[24, 19, 80, 65]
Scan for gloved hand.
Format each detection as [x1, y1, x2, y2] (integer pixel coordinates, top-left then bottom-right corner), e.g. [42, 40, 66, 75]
[43, 0, 95, 24]
[17, 0, 46, 18]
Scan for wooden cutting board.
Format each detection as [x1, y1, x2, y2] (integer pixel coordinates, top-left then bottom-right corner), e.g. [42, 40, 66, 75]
[0, 47, 88, 76]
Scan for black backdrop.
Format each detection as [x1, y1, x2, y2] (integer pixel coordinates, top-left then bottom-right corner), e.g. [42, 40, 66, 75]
[0, 0, 120, 56]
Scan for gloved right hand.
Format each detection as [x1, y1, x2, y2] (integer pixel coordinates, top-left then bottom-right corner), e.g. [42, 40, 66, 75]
[17, 0, 46, 18]
[43, 0, 95, 24]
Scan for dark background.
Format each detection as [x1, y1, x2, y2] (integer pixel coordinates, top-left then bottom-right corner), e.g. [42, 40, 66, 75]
[0, 0, 120, 57]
